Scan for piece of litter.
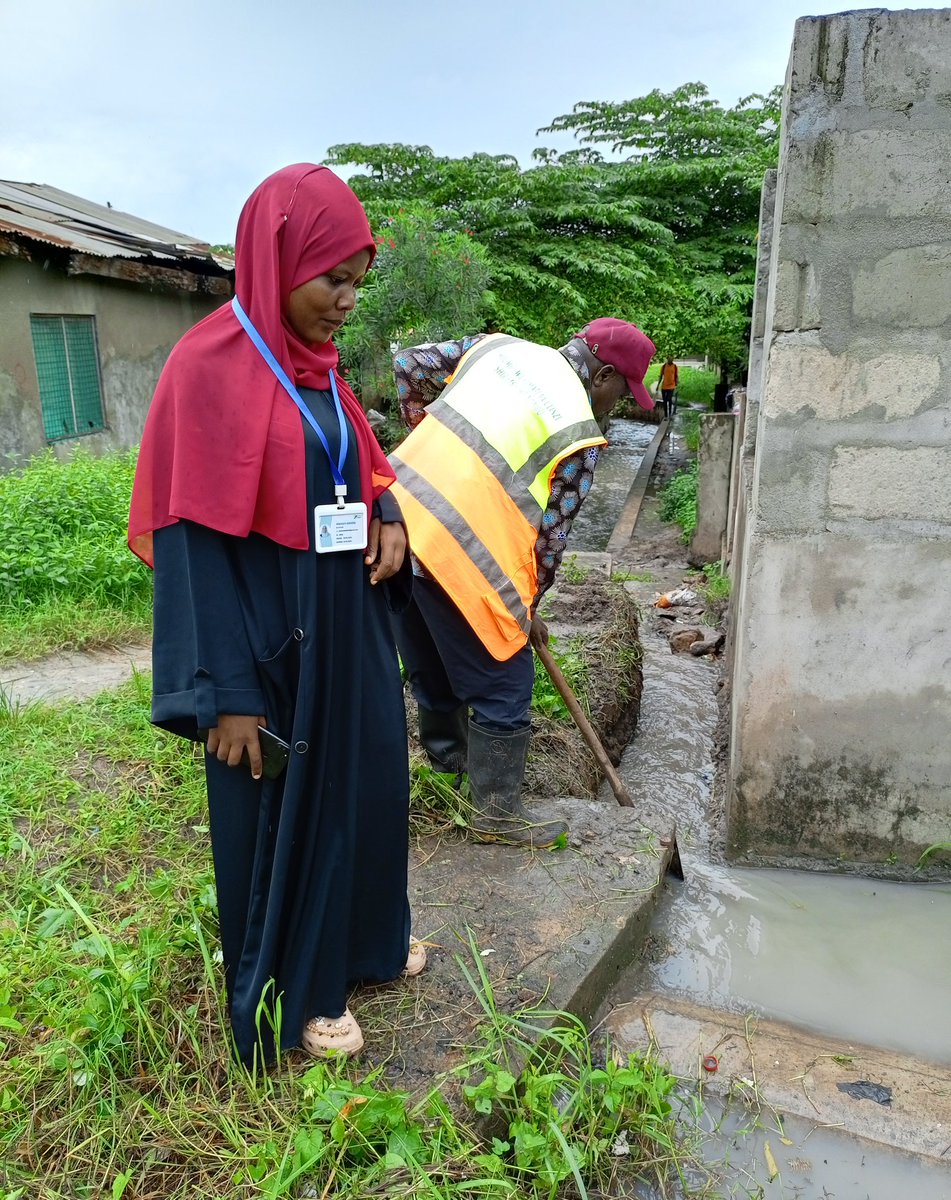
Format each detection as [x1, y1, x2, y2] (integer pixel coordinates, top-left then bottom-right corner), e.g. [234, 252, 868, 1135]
[836, 1080, 892, 1105]
[611, 1130, 630, 1157]
[480, 948, 496, 957]
[655, 586, 699, 607]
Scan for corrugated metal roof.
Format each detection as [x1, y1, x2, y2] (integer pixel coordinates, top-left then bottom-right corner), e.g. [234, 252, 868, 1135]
[0, 180, 234, 269]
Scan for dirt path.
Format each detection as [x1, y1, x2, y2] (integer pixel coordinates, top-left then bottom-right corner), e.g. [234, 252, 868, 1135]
[0, 643, 151, 708]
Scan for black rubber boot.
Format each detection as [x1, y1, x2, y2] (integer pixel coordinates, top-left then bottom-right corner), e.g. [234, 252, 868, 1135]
[417, 705, 469, 779]
[467, 720, 568, 849]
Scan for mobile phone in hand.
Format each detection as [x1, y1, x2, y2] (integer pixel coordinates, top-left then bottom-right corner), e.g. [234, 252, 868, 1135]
[198, 725, 290, 780]
[244, 726, 290, 779]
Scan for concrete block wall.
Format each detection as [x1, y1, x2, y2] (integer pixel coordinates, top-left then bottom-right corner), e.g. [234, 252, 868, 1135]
[728, 8, 951, 871]
[689, 413, 736, 564]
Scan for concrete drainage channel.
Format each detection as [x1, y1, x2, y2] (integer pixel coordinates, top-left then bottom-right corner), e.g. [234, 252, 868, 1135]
[564, 416, 951, 1197]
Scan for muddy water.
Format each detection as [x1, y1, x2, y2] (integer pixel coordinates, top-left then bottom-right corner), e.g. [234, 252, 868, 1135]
[685, 1104, 951, 1200]
[638, 864, 951, 1064]
[606, 597, 951, 1065]
[582, 521, 951, 1190]
[568, 418, 656, 552]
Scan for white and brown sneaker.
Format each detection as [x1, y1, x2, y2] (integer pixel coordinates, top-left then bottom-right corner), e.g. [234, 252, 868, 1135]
[301, 1007, 364, 1057]
[403, 937, 427, 978]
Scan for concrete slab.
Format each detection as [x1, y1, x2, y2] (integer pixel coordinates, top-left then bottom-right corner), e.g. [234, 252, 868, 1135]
[606, 993, 951, 1164]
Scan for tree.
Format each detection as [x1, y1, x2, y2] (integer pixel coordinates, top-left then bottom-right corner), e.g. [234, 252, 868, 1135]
[335, 209, 489, 407]
[326, 144, 675, 347]
[327, 83, 781, 376]
[538, 83, 782, 373]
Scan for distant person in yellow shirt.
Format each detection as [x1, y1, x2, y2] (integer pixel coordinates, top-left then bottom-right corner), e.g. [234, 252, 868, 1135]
[659, 358, 679, 419]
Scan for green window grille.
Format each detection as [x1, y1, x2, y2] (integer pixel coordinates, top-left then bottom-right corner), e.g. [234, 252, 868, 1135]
[30, 315, 106, 441]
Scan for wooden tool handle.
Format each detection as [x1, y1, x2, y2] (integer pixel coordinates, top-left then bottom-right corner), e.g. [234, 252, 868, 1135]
[535, 641, 634, 808]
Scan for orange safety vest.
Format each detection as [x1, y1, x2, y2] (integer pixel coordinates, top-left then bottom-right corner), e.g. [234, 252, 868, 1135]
[389, 335, 606, 660]
[660, 362, 678, 389]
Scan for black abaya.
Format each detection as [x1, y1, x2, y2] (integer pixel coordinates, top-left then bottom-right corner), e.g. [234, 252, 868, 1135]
[151, 388, 411, 1066]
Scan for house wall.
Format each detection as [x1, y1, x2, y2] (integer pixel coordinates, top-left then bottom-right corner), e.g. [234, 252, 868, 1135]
[727, 8, 951, 872]
[0, 255, 223, 467]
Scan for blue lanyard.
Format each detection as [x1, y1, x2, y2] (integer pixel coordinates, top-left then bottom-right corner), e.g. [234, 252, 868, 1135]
[231, 296, 350, 505]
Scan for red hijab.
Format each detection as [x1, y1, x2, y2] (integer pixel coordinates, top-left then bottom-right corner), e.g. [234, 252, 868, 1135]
[129, 164, 395, 566]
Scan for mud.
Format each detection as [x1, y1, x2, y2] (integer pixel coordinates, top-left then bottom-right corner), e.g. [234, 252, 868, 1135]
[404, 577, 644, 799]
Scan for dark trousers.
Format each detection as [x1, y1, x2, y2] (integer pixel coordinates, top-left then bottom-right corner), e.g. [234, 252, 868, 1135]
[662, 389, 676, 419]
[393, 575, 535, 732]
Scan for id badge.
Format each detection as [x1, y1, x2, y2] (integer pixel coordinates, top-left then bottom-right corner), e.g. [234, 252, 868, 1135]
[314, 502, 368, 553]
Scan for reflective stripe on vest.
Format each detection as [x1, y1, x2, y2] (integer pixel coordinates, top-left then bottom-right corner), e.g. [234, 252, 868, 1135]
[390, 335, 606, 660]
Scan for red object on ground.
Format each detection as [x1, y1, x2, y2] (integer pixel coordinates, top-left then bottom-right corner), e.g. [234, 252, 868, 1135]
[702, 1054, 719, 1073]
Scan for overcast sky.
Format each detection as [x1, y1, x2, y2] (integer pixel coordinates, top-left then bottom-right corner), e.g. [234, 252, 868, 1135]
[0, 0, 922, 244]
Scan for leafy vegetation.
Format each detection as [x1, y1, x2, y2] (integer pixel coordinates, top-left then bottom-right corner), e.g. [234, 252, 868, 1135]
[337, 210, 490, 408]
[531, 635, 589, 721]
[917, 841, 951, 868]
[680, 408, 703, 453]
[0, 451, 151, 660]
[330, 82, 779, 386]
[658, 461, 699, 542]
[686, 560, 732, 616]
[0, 678, 706, 1198]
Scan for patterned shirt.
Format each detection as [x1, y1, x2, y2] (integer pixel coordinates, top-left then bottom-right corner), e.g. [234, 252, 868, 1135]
[393, 335, 602, 602]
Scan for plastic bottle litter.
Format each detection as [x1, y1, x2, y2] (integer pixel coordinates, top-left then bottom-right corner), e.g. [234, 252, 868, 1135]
[655, 587, 699, 608]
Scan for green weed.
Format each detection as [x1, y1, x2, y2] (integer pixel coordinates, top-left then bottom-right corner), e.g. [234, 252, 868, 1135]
[409, 755, 470, 835]
[609, 569, 654, 583]
[917, 841, 951, 868]
[680, 408, 703, 452]
[559, 554, 590, 585]
[687, 560, 732, 608]
[455, 933, 697, 1197]
[658, 461, 699, 542]
[531, 635, 589, 721]
[0, 678, 713, 1197]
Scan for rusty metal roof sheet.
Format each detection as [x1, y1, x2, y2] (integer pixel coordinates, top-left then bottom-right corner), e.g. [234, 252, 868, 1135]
[0, 180, 234, 269]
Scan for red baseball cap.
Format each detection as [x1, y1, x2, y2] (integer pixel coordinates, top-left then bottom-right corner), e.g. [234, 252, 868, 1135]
[577, 318, 657, 411]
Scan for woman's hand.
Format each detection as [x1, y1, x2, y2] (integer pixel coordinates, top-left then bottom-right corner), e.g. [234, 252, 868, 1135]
[206, 714, 267, 779]
[364, 518, 406, 585]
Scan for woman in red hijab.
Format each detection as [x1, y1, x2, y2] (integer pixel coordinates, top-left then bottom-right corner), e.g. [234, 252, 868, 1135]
[129, 164, 423, 1066]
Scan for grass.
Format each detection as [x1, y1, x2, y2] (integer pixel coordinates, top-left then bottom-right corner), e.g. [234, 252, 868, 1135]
[0, 450, 152, 662]
[687, 560, 732, 610]
[0, 677, 714, 1197]
[642, 363, 718, 412]
[680, 407, 703, 453]
[609, 569, 654, 583]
